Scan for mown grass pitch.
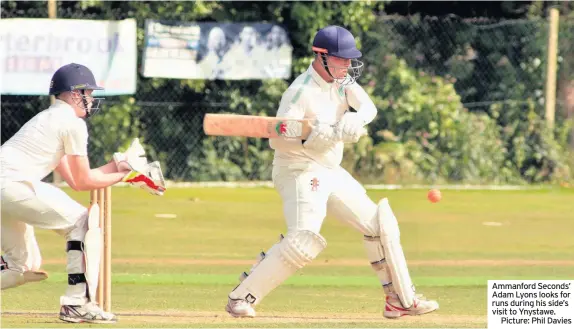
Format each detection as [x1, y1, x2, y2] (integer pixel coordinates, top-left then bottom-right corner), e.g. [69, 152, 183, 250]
[2, 187, 573, 328]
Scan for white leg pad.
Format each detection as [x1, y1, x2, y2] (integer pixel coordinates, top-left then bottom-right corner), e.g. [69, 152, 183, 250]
[83, 204, 102, 302]
[229, 230, 326, 305]
[375, 198, 416, 308]
[363, 236, 393, 292]
[239, 234, 284, 282]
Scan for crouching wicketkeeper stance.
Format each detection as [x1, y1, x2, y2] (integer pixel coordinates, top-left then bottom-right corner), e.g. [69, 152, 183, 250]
[1, 63, 166, 323]
[225, 26, 439, 319]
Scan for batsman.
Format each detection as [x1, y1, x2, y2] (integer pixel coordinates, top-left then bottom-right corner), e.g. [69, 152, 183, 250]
[1, 63, 166, 323]
[226, 26, 439, 318]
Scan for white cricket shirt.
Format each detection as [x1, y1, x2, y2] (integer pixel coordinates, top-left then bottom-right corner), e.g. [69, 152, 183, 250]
[269, 63, 377, 169]
[1, 100, 89, 184]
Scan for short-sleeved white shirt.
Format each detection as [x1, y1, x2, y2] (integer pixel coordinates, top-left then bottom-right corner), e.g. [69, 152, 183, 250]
[1, 100, 88, 184]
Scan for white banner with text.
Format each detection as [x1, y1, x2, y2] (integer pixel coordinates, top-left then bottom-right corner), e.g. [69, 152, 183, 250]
[0, 18, 137, 95]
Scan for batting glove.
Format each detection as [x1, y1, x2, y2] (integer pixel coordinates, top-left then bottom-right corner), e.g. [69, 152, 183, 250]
[303, 122, 341, 151]
[336, 112, 367, 143]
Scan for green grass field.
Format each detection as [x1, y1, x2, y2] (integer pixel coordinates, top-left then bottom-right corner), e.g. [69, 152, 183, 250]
[2, 186, 574, 328]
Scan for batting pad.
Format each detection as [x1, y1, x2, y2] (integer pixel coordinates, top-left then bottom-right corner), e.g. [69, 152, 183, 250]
[229, 230, 326, 305]
[363, 235, 393, 289]
[240, 234, 284, 282]
[83, 204, 102, 302]
[377, 198, 416, 308]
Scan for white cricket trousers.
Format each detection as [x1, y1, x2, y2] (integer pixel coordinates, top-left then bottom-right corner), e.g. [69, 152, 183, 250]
[272, 165, 379, 237]
[1, 180, 90, 304]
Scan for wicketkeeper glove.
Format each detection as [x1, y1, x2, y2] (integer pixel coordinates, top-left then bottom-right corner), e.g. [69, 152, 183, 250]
[121, 161, 166, 196]
[113, 138, 147, 173]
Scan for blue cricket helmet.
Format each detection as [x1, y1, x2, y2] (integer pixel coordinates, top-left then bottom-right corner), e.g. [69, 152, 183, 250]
[312, 26, 364, 84]
[49, 63, 105, 118]
[312, 25, 362, 59]
[49, 63, 104, 95]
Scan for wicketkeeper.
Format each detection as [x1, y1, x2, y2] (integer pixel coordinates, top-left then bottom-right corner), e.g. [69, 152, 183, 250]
[225, 26, 439, 319]
[1, 63, 166, 323]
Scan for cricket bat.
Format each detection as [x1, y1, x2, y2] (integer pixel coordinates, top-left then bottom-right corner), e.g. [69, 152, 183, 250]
[203, 113, 315, 139]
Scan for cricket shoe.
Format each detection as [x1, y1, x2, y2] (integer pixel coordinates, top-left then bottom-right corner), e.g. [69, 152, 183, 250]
[383, 294, 439, 318]
[59, 302, 117, 324]
[225, 297, 256, 318]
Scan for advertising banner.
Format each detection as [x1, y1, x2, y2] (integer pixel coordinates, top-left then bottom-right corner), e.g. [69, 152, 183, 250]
[0, 18, 137, 95]
[142, 20, 292, 80]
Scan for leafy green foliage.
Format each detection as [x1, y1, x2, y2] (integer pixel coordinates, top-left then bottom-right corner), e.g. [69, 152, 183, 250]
[87, 96, 141, 166]
[357, 15, 573, 183]
[492, 100, 572, 183]
[344, 55, 512, 184]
